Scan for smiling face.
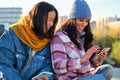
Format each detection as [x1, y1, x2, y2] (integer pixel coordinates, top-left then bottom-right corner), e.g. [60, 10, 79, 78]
[45, 11, 56, 32]
[76, 18, 89, 32]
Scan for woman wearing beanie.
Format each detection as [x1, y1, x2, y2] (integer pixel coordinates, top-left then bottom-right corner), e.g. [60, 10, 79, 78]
[51, 0, 113, 80]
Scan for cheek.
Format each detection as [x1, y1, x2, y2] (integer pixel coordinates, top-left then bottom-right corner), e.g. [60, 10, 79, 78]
[85, 23, 88, 27]
[83, 26, 86, 29]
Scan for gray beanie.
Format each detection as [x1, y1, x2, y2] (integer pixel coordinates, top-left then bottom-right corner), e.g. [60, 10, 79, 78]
[69, 0, 91, 19]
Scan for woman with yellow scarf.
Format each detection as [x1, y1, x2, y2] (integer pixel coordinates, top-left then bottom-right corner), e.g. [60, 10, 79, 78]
[0, 1, 58, 80]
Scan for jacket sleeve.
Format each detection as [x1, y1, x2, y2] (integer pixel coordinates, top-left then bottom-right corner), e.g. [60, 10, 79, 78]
[51, 35, 82, 74]
[0, 31, 22, 80]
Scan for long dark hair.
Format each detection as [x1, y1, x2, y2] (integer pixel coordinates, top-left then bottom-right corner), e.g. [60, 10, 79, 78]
[61, 19, 93, 51]
[27, 1, 58, 39]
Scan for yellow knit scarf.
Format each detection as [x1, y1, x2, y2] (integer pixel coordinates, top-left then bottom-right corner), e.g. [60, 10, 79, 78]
[11, 17, 50, 51]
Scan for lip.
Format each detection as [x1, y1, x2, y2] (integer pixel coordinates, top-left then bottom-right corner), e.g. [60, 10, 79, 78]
[77, 27, 83, 32]
[77, 29, 82, 32]
[78, 27, 83, 30]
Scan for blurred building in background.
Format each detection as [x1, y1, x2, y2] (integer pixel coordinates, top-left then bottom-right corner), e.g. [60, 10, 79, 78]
[0, 7, 22, 24]
[96, 15, 120, 29]
[0, 7, 22, 36]
[0, 7, 119, 31]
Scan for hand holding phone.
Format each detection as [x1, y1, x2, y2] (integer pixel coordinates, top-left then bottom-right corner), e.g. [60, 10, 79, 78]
[90, 47, 110, 67]
[99, 47, 110, 55]
[32, 72, 53, 80]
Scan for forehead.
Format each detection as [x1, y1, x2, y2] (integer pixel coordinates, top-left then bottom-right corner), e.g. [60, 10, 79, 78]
[48, 11, 56, 18]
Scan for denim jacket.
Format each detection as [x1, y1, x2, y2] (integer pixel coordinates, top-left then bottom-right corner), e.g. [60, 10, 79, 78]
[0, 28, 55, 80]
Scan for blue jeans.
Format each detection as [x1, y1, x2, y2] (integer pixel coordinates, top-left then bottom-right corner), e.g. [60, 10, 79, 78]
[81, 64, 113, 80]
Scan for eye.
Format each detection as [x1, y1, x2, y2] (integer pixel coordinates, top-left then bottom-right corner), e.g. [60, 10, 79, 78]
[78, 19, 89, 23]
[79, 19, 84, 22]
[48, 17, 54, 22]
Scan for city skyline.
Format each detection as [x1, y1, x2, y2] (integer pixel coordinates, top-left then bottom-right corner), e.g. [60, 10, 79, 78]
[0, 0, 120, 21]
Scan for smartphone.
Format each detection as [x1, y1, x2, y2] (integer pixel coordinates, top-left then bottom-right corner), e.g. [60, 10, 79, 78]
[90, 47, 110, 67]
[32, 72, 53, 80]
[90, 47, 110, 60]
[99, 47, 110, 54]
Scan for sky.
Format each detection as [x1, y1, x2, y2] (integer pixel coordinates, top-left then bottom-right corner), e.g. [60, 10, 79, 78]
[0, 0, 120, 21]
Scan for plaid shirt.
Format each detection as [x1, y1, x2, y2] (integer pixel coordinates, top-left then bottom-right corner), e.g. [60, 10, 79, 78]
[51, 31, 92, 80]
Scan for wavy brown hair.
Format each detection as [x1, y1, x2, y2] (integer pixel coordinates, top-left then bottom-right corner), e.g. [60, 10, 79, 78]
[61, 19, 93, 51]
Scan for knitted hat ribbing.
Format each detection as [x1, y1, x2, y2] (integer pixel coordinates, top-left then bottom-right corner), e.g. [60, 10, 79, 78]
[69, 0, 91, 19]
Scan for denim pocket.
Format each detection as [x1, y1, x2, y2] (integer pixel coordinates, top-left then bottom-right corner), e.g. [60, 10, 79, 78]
[15, 53, 26, 71]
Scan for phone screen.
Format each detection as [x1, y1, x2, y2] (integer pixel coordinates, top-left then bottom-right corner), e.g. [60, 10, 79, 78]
[32, 72, 53, 80]
[100, 48, 110, 54]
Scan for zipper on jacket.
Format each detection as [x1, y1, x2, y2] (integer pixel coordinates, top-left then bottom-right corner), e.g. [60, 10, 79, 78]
[20, 50, 36, 76]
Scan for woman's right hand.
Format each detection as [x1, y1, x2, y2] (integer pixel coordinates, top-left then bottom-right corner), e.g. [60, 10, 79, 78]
[80, 45, 100, 64]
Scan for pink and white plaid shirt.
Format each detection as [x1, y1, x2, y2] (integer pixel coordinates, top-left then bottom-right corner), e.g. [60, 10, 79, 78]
[51, 31, 93, 80]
